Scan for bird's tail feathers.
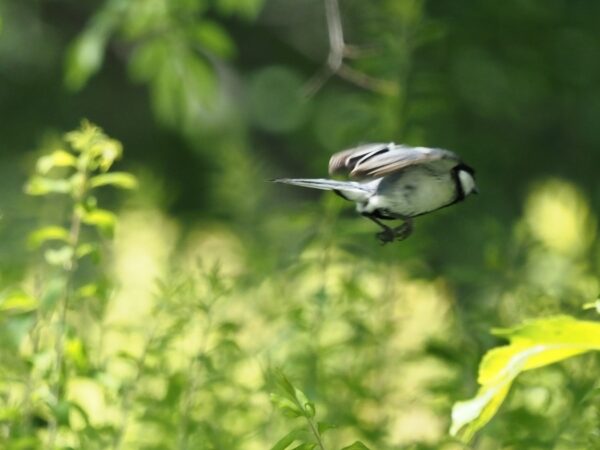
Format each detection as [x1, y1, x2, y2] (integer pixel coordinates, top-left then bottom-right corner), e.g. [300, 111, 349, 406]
[272, 178, 371, 201]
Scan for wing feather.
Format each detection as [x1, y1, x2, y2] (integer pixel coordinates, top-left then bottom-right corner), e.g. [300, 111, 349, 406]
[328, 143, 460, 178]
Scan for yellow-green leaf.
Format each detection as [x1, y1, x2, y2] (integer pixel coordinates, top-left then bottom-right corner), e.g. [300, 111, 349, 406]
[81, 208, 116, 234]
[36, 150, 77, 174]
[28, 226, 70, 249]
[25, 176, 71, 196]
[450, 315, 600, 442]
[0, 291, 39, 314]
[89, 172, 138, 190]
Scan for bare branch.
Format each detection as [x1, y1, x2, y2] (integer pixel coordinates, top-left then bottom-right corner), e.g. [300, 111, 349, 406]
[304, 0, 397, 97]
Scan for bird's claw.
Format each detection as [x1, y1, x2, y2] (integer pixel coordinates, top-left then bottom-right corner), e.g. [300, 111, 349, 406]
[375, 222, 412, 245]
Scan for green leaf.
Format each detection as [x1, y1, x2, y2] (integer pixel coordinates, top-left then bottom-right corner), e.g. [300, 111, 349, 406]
[76, 243, 100, 262]
[64, 5, 118, 90]
[75, 283, 100, 299]
[270, 393, 303, 418]
[28, 226, 70, 249]
[44, 246, 74, 267]
[270, 428, 306, 450]
[291, 444, 317, 450]
[450, 315, 600, 442]
[89, 172, 138, 189]
[25, 176, 71, 196]
[340, 442, 371, 450]
[274, 370, 298, 398]
[189, 21, 236, 58]
[317, 421, 336, 435]
[81, 208, 117, 234]
[0, 290, 38, 314]
[36, 150, 77, 174]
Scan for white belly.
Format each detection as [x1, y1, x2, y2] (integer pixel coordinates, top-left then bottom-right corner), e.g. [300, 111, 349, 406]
[360, 169, 457, 217]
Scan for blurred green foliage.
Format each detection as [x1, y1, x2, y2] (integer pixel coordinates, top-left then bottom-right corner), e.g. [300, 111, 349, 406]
[1, 0, 600, 449]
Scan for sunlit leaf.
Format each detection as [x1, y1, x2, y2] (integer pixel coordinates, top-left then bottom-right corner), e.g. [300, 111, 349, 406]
[0, 290, 38, 314]
[75, 283, 99, 299]
[25, 176, 71, 196]
[36, 150, 77, 174]
[92, 138, 123, 171]
[81, 208, 117, 234]
[44, 246, 74, 267]
[28, 226, 70, 249]
[65, 120, 101, 153]
[75, 243, 100, 262]
[90, 172, 138, 189]
[450, 315, 600, 442]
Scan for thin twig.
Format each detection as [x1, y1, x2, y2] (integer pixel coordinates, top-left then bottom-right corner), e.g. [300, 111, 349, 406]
[304, 0, 397, 97]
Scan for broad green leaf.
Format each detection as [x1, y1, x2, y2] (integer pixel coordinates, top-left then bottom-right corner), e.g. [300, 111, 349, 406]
[28, 226, 70, 249]
[341, 442, 371, 450]
[450, 315, 600, 442]
[36, 150, 76, 174]
[270, 428, 306, 450]
[0, 290, 38, 314]
[89, 172, 138, 189]
[25, 176, 71, 196]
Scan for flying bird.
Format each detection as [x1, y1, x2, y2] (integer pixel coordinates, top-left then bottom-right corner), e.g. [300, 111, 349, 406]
[273, 143, 478, 244]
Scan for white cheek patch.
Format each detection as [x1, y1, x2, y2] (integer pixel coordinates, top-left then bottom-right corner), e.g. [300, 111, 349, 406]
[458, 170, 476, 195]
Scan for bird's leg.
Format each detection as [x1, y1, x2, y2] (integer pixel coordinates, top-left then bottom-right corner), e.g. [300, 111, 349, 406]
[363, 214, 410, 244]
[391, 218, 413, 241]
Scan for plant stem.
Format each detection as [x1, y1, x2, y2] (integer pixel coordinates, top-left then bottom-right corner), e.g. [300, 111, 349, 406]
[307, 415, 326, 450]
[46, 169, 86, 449]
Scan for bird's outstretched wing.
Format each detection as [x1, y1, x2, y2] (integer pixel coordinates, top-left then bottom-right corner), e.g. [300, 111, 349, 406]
[329, 143, 460, 178]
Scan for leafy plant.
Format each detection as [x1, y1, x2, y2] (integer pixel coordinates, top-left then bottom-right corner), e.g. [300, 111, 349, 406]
[450, 315, 600, 442]
[1, 121, 136, 448]
[271, 370, 371, 450]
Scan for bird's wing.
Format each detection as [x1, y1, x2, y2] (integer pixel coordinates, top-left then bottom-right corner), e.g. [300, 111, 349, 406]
[329, 143, 460, 178]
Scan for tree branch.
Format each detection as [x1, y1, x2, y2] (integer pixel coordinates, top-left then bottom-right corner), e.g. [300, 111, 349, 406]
[304, 0, 397, 97]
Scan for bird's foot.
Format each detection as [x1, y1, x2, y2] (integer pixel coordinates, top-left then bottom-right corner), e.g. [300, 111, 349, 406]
[375, 221, 412, 244]
[376, 227, 396, 245]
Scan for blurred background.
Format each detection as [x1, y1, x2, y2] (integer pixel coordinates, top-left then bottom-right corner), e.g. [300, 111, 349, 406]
[1, 0, 600, 449]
